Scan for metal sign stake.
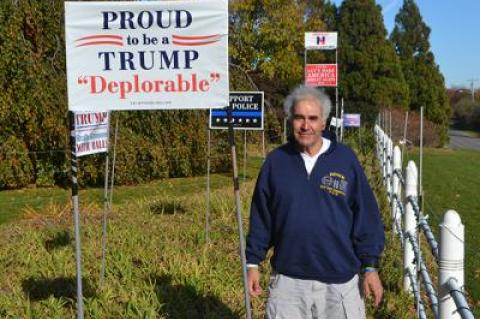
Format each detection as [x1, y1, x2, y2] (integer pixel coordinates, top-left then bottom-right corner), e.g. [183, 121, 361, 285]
[69, 111, 84, 319]
[227, 108, 252, 319]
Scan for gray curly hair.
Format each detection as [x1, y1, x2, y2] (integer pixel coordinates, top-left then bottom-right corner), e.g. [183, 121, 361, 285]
[283, 85, 332, 121]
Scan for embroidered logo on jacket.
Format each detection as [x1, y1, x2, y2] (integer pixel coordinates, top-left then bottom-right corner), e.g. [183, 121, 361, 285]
[320, 172, 348, 196]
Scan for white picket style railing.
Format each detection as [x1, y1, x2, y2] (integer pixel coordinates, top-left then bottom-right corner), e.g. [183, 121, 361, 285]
[374, 125, 475, 319]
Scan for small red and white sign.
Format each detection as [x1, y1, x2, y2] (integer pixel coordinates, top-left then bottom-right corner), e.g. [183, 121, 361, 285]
[305, 32, 337, 50]
[74, 111, 110, 157]
[305, 64, 337, 87]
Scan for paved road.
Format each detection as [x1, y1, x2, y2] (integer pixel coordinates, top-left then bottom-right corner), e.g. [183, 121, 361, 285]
[449, 129, 480, 150]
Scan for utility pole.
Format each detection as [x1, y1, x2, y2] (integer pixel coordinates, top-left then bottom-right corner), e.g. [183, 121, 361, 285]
[468, 77, 478, 101]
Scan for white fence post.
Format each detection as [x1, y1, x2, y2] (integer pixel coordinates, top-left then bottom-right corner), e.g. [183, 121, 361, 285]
[404, 161, 418, 292]
[382, 133, 388, 186]
[374, 127, 474, 318]
[378, 132, 382, 164]
[378, 129, 383, 166]
[439, 210, 464, 319]
[386, 138, 393, 202]
[392, 146, 402, 234]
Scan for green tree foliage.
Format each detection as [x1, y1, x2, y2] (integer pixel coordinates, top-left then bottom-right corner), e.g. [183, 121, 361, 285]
[337, 0, 409, 125]
[311, 0, 338, 31]
[452, 97, 480, 130]
[390, 0, 451, 144]
[229, 0, 337, 132]
[229, 0, 327, 90]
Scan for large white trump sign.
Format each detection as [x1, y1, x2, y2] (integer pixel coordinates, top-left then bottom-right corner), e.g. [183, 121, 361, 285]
[65, 0, 229, 111]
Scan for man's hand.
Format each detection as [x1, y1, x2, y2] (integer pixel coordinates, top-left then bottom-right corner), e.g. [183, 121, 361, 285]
[362, 271, 383, 307]
[247, 267, 263, 297]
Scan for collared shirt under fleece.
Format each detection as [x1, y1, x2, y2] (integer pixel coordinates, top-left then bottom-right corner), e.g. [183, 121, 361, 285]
[245, 137, 385, 284]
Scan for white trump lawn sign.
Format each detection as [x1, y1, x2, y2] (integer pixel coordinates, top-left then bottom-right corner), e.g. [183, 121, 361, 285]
[65, 0, 229, 111]
[74, 111, 110, 157]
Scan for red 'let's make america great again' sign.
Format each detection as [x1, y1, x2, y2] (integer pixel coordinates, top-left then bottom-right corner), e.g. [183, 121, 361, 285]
[305, 64, 337, 87]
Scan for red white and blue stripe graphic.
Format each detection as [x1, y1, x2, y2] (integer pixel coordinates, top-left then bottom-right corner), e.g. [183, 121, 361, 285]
[172, 34, 221, 46]
[211, 111, 261, 117]
[75, 35, 124, 47]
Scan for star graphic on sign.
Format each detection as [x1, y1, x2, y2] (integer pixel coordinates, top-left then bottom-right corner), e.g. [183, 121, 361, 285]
[216, 118, 220, 122]
[253, 119, 257, 123]
[246, 119, 250, 123]
[223, 118, 228, 123]
[239, 118, 243, 123]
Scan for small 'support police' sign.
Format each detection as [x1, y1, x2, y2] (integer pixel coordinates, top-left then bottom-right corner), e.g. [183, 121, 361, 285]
[209, 92, 264, 130]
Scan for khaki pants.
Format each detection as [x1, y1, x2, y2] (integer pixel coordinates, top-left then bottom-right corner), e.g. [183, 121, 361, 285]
[266, 273, 366, 319]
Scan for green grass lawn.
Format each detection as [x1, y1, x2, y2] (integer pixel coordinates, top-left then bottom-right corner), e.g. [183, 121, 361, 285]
[0, 150, 264, 225]
[0, 155, 265, 318]
[0, 175, 235, 225]
[404, 147, 480, 315]
[0, 149, 418, 318]
[1, 142, 477, 318]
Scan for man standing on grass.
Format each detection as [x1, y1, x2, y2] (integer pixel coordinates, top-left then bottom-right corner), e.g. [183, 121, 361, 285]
[245, 85, 385, 319]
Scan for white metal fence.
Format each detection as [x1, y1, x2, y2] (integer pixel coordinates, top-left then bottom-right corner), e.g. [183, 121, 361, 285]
[375, 125, 475, 319]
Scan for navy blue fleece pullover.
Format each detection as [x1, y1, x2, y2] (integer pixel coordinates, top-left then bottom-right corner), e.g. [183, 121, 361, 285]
[246, 137, 384, 283]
